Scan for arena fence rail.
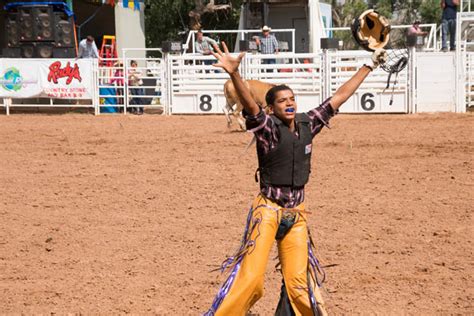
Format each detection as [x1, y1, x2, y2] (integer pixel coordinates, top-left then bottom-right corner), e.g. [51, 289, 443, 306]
[0, 48, 471, 115]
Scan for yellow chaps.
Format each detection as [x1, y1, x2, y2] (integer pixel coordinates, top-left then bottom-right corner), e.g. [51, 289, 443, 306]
[206, 195, 327, 316]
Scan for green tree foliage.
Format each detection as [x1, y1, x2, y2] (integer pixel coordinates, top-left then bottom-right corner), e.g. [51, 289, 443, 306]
[145, 0, 242, 50]
[368, 0, 392, 19]
[145, 0, 194, 48]
[145, 0, 443, 51]
[330, 0, 443, 49]
[331, 0, 368, 49]
[419, 0, 443, 24]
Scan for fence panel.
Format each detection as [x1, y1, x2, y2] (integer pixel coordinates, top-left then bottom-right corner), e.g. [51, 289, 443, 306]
[416, 52, 456, 112]
[168, 54, 229, 114]
[328, 50, 409, 113]
[468, 52, 474, 108]
[97, 58, 125, 114]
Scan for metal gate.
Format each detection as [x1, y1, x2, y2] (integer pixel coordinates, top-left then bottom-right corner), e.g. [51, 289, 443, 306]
[168, 52, 323, 114]
[327, 50, 409, 113]
[167, 54, 228, 114]
[467, 53, 474, 108]
[96, 49, 165, 114]
[416, 52, 457, 112]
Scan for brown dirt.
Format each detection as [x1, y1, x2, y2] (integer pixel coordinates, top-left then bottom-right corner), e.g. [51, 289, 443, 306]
[0, 113, 472, 315]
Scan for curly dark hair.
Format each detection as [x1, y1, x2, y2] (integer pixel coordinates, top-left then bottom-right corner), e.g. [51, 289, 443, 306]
[265, 85, 294, 107]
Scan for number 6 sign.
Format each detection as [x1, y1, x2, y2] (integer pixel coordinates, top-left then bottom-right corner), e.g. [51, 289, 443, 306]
[360, 92, 375, 111]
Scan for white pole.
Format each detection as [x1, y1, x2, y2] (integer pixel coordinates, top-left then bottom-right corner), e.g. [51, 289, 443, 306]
[308, 0, 324, 53]
[5, 98, 10, 116]
[94, 59, 99, 115]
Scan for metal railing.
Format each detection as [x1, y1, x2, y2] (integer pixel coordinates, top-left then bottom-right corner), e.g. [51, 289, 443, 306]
[326, 24, 438, 51]
[183, 29, 296, 54]
[468, 52, 474, 107]
[460, 0, 473, 12]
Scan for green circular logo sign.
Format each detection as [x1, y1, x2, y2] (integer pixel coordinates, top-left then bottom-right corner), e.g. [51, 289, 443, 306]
[1, 68, 23, 91]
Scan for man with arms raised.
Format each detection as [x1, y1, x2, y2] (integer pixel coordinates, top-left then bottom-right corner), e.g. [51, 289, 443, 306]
[204, 42, 386, 316]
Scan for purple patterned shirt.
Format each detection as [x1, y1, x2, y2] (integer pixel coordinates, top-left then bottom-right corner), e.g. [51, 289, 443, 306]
[245, 98, 336, 208]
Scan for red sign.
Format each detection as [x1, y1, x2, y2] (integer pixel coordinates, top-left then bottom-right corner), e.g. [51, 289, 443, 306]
[47, 61, 82, 85]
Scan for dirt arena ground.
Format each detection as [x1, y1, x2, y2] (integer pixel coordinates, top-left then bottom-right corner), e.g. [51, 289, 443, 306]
[0, 113, 472, 315]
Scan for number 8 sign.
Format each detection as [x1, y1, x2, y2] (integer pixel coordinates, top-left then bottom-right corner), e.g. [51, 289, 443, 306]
[198, 93, 214, 112]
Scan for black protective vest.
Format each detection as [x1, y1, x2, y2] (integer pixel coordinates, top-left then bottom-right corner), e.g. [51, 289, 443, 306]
[257, 113, 313, 187]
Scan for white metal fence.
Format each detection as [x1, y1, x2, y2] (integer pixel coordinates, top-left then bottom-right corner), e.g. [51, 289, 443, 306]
[327, 24, 438, 51]
[184, 29, 297, 54]
[97, 51, 165, 114]
[168, 54, 228, 114]
[0, 49, 470, 115]
[468, 52, 474, 108]
[328, 50, 409, 113]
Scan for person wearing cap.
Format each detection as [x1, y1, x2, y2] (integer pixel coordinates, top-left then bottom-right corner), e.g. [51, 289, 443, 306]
[255, 25, 279, 71]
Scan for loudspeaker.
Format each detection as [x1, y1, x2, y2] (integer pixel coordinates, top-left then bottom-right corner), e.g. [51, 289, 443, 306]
[320, 38, 339, 50]
[162, 41, 182, 53]
[53, 47, 76, 58]
[54, 12, 75, 48]
[5, 13, 19, 47]
[239, 40, 258, 51]
[2, 47, 21, 58]
[32, 7, 54, 41]
[20, 42, 53, 58]
[18, 7, 35, 41]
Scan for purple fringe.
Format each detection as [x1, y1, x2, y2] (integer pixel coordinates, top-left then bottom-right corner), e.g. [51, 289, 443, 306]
[204, 205, 263, 315]
[306, 235, 326, 315]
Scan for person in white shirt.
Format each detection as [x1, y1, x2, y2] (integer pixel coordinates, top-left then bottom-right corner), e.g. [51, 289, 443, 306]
[128, 60, 145, 115]
[77, 35, 99, 59]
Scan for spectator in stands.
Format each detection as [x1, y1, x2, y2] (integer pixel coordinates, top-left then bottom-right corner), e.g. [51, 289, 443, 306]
[128, 60, 144, 115]
[77, 35, 99, 59]
[441, 0, 459, 52]
[254, 25, 279, 71]
[407, 20, 428, 50]
[195, 30, 218, 70]
[408, 20, 428, 37]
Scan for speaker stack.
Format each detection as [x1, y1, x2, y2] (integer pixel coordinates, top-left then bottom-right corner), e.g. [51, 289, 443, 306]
[3, 4, 77, 58]
[53, 11, 76, 57]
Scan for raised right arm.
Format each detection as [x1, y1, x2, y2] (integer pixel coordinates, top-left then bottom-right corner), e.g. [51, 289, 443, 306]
[211, 42, 260, 116]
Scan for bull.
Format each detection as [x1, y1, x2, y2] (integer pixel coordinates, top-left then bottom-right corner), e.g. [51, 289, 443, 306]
[223, 79, 275, 130]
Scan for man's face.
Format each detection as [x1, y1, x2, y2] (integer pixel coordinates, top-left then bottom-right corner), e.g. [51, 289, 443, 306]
[270, 89, 297, 124]
[86, 39, 93, 45]
[263, 30, 269, 37]
[197, 33, 203, 41]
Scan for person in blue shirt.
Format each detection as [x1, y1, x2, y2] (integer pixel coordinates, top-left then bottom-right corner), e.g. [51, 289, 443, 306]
[441, 0, 459, 51]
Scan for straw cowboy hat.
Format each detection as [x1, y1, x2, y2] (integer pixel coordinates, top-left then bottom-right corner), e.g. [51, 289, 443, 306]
[262, 25, 271, 32]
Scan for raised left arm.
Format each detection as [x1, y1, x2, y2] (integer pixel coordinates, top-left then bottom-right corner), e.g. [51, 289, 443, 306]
[330, 49, 387, 111]
[330, 66, 372, 111]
